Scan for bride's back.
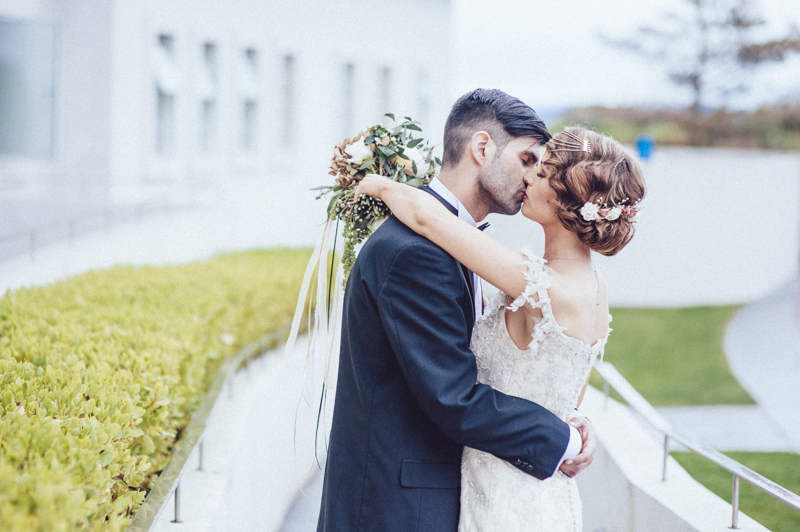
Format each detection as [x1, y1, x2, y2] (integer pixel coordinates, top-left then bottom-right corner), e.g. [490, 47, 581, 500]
[546, 261, 609, 347]
[504, 261, 609, 351]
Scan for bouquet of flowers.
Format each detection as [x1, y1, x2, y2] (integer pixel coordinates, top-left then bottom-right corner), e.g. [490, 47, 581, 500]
[285, 115, 441, 458]
[315, 114, 441, 279]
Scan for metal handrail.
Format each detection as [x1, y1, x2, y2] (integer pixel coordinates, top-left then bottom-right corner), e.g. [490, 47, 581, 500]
[126, 326, 291, 531]
[595, 360, 800, 529]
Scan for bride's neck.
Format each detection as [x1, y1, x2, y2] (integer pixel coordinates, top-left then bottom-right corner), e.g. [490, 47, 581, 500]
[542, 223, 591, 263]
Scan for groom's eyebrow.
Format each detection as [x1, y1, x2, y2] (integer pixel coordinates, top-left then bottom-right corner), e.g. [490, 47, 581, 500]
[522, 148, 540, 165]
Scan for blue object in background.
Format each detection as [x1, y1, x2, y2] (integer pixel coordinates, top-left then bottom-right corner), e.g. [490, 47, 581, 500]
[635, 134, 655, 160]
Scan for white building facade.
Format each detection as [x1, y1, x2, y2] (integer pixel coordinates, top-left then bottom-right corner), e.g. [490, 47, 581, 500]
[0, 0, 453, 252]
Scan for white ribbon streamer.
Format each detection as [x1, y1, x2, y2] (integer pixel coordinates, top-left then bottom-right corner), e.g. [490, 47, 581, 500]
[284, 215, 345, 408]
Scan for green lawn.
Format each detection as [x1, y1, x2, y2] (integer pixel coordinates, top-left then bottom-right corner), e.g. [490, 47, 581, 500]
[672, 452, 800, 532]
[590, 306, 754, 405]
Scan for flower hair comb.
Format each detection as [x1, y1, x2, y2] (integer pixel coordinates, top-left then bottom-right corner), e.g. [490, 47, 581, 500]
[580, 197, 641, 223]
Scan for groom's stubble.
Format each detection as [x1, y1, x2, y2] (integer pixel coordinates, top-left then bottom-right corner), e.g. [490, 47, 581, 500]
[476, 152, 526, 216]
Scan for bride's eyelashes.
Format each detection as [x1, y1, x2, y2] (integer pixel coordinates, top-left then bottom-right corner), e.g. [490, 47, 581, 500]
[537, 172, 545, 178]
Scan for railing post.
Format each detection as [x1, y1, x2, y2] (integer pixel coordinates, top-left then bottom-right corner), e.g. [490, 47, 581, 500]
[171, 483, 182, 523]
[662, 434, 669, 481]
[198, 440, 204, 471]
[731, 474, 740, 529]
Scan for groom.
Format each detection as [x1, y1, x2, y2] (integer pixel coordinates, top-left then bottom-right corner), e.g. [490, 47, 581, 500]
[317, 89, 595, 532]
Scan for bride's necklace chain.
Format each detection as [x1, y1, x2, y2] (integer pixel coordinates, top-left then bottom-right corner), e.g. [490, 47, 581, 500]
[544, 256, 594, 269]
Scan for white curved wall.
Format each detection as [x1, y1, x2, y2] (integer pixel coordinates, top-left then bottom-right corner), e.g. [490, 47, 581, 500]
[485, 146, 800, 307]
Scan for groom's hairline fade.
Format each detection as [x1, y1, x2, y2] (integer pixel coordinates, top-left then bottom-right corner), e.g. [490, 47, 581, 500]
[441, 88, 552, 170]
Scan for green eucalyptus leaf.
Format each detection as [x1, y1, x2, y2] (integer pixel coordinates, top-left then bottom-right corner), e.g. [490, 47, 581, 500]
[327, 191, 344, 218]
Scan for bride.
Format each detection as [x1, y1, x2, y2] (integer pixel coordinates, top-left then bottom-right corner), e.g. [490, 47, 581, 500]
[355, 126, 646, 531]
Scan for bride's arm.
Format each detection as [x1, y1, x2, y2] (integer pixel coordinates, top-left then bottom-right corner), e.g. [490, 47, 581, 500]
[356, 175, 528, 299]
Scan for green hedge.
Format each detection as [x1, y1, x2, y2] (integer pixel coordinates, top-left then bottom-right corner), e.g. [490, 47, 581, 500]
[0, 249, 310, 531]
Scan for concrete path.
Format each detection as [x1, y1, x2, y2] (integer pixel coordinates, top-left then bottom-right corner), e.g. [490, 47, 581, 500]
[149, 334, 333, 532]
[724, 275, 800, 454]
[656, 405, 794, 452]
[279, 469, 325, 532]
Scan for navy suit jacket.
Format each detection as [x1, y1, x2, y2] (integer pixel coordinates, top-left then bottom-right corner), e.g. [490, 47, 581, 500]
[317, 188, 570, 532]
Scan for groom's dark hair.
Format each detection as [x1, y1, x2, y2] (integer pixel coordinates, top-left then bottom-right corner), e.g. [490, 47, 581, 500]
[442, 88, 551, 169]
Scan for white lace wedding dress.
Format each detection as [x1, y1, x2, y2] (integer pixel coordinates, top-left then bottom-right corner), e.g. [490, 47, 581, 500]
[459, 249, 610, 532]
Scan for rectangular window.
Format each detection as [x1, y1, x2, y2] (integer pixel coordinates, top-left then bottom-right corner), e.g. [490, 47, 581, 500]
[154, 33, 177, 156]
[199, 42, 218, 153]
[201, 100, 217, 153]
[157, 91, 175, 156]
[342, 63, 356, 138]
[377, 65, 391, 124]
[417, 70, 430, 129]
[282, 54, 295, 148]
[242, 100, 257, 151]
[241, 48, 259, 152]
[0, 18, 57, 159]
[342, 62, 355, 137]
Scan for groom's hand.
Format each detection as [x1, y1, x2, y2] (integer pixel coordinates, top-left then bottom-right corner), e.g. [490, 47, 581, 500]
[558, 417, 596, 477]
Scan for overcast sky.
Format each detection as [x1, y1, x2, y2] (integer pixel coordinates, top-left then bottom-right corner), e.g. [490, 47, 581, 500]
[452, 0, 800, 115]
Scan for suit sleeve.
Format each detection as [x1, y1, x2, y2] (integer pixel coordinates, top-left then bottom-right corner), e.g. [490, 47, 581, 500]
[377, 241, 570, 480]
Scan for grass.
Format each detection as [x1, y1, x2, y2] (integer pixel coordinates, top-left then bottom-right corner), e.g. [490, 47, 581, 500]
[672, 452, 800, 532]
[590, 306, 754, 406]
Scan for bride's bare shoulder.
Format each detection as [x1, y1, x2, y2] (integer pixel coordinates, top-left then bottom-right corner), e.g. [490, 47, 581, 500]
[546, 264, 608, 315]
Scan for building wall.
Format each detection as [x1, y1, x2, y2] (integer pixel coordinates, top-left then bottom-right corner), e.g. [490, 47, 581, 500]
[0, 0, 453, 203]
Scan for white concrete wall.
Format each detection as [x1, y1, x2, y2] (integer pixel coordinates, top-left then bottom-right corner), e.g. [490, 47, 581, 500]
[577, 386, 769, 532]
[0, 0, 453, 260]
[485, 146, 800, 307]
[0, 0, 454, 234]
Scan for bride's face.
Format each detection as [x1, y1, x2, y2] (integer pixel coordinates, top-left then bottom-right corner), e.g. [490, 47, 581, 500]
[520, 158, 558, 224]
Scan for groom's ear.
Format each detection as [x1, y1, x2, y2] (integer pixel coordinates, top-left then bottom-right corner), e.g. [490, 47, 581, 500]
[470, 131, 496, 168]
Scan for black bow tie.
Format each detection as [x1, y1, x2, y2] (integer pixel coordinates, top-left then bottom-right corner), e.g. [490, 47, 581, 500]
[478, 222, 490, 231]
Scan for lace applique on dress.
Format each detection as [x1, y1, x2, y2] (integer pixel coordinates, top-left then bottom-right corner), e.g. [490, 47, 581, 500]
[459, 247, 611, 532]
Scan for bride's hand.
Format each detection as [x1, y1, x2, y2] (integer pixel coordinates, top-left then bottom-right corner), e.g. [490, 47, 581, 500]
[354, 174, 390, 202]
[559, 416, 596, 477]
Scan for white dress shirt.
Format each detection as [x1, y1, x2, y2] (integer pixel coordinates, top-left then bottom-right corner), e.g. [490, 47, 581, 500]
[428, 178, 582, 470]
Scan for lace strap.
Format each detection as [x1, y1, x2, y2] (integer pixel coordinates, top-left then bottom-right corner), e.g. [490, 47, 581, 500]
[506, 247, 553, 315]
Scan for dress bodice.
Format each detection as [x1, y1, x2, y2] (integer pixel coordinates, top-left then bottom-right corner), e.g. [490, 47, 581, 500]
[470, 248, 610, 422]
[459, 249, 611, 532]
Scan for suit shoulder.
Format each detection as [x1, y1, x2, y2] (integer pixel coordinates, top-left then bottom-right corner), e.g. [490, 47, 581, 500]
[352, 217, 456, 281]
[366, 216, 445, 256]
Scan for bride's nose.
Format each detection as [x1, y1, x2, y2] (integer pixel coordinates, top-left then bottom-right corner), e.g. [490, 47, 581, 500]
[522, 171, 534, 187]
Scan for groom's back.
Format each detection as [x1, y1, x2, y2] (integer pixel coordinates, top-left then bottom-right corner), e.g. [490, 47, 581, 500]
[317, 215, 471, 532]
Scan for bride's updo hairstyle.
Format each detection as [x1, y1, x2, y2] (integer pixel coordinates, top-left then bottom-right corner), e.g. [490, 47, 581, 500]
[542, 127, 646, 256]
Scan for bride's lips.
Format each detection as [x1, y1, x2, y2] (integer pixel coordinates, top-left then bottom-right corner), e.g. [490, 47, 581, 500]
[522, 193, 528, 201]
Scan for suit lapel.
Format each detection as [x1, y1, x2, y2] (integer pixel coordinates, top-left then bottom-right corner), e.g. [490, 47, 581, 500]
[420, 185, 476, 324]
